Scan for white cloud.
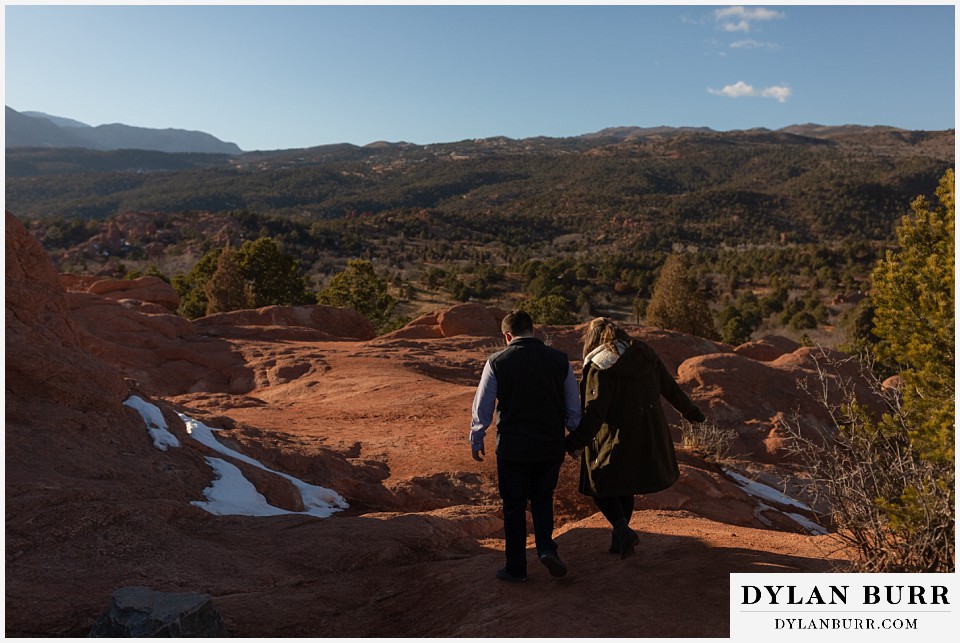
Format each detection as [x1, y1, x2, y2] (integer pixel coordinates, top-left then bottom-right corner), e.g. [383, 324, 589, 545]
[714, 6, 785, 33]
[730, 39, 779, 51]
[760, 85, 792, 103]
[708, 81, 792, 103]
[709, 80, 758, 99]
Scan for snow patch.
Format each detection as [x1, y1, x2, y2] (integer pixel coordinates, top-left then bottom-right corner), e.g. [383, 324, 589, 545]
[726, 469, 828, 535]
[726, 470, 811, 511]
[784, 511, 830, 535]
[191, 457, 291, 517]
[123, 395, 181, 451]
[122, 395, 346, 518]
[180, 413, 348, 517]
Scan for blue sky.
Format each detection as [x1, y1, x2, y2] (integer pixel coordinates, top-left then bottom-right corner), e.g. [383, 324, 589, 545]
[3, 3, 956, 151]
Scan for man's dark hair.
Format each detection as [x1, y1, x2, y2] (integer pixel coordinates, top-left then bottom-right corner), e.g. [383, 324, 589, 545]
[501, 309, 534, 335]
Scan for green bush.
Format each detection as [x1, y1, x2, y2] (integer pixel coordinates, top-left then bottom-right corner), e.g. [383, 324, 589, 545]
[235, 237, 313, 308]
[521, 294, 577, 325]
[173, 237, 312, 318]
[316, 259, 398, 334]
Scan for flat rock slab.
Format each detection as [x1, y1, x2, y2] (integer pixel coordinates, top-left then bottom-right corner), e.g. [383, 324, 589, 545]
[89, 586, 228, 637]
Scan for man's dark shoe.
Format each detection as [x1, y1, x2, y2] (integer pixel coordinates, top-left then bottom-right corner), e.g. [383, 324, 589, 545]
[539, 552, 568, 577]
[495, 568, 527, 583]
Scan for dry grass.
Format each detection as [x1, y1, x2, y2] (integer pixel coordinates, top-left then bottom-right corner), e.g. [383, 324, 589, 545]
[678, 418, 739, 466]
[782, 349, 954, 573]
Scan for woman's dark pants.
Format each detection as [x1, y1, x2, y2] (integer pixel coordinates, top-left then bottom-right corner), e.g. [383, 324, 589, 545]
[594, 494, 635, 527]
[497, 458, 563, 577]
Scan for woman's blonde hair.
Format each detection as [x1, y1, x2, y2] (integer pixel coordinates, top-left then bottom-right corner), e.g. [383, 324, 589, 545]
[582, 317, 634, 361]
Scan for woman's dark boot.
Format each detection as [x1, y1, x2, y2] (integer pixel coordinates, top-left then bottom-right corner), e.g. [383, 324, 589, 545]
[613, 519, 640, 560]
[608, 529, 620, 554]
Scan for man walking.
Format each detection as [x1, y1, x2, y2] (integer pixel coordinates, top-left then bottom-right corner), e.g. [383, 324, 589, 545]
[470, 310, 581, 582]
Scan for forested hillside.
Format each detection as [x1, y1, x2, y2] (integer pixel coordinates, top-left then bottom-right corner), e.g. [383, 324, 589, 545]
[7, 125, 954, 345]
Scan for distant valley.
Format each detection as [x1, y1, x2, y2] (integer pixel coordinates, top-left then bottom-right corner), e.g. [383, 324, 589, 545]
[4, 113, 954, 348]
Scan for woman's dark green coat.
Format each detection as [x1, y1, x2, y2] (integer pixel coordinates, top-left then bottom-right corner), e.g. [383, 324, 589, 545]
[565, 339, 703, 497]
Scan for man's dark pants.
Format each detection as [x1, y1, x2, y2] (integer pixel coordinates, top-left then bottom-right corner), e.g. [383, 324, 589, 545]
[497, 457, 563, 577]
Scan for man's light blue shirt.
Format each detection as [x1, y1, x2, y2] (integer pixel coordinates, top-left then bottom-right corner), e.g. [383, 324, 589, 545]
[470, 360, 581, 452]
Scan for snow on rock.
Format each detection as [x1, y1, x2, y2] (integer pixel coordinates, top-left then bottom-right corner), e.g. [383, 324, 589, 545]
[121, 394, 346, 517]
[180, 413, 348, 517]
[191, 457, 292, 517]
[725, 469, 828, 535]
[123, 395, 181, 451]
[725, 469, 811, 511]
[784, 511, 830, 535]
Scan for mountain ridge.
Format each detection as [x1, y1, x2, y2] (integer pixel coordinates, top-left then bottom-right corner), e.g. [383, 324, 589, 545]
[5, 106, 243, 155]
[22, 110, 92, 128]
[8, 105, 953, 156]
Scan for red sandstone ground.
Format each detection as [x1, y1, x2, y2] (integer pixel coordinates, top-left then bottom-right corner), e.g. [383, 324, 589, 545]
[5, 211, 849, 637]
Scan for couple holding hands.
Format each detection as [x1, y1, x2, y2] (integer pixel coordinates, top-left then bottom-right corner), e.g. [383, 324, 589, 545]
[470, 311, 705, 583]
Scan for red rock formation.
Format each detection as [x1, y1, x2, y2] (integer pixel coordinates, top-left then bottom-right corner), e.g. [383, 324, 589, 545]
[379, 303, 508, 341]
[436, 302, 505, 337]
[678, 345, 883, 462]
[5, 210, 846, 638]
[6, 212, 129, 415]
[194, 304, 375, 341]
[65, 291, 254, 396]
[380, 310, 444, 340]
[733, 335, 800, 362]
[85, 275, 181, 311]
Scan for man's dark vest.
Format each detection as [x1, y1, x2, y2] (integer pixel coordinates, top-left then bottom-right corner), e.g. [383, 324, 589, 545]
[488, 337, 569, 463]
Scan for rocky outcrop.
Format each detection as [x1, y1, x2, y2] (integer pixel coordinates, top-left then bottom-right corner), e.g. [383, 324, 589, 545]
[5, 212, 129, 416]
[60, 273, 181, 311]
[87, 276, 181, 311]
[437, 303, 505, 337]
[626, 325, 731, 374]
[733, 335, 800, 362]
[381, 310, 445, 340]
[62, 291, 376, 395]
[385, 303, 506, 340]
[89, 586, 228, 637]
[677, 346, 882, 463]
[195, 304, 375, 341]
[65, 291, 254, 396]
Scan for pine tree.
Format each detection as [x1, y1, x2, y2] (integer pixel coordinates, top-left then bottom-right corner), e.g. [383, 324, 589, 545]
[235, 237, 313, 308]
[522, 294, 576, 325]
[172, 248, 221, 319]
[646, 254, 718, 340]
[174, 237, 313, 319]
[204, 246, 250, 315]
[316, 259, 397, 333]
[871, 169, 954, 464]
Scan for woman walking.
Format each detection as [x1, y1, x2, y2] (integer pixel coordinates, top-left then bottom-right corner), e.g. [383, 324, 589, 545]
[565, 317, 706, 558]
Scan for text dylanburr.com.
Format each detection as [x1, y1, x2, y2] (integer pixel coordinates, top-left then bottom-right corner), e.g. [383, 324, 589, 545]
[730, 573, 957, 640]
